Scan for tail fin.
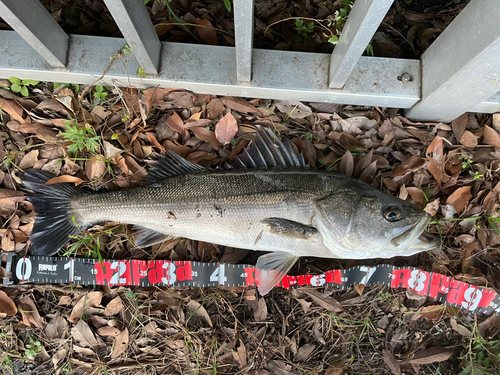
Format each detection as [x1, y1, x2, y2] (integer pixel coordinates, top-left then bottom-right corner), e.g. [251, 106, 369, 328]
[23, 169, 84, 256]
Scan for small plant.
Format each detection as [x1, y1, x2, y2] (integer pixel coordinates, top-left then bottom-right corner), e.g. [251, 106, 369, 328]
[306, 132, 314, 140]
[223, 0, 231, 12]
[459, 156, 474, 169]
[295, 19, 315, 43]
[377, 290, 392, 302]
[62, 120, 100, 155]
[24, 338, 43, 360]
[125, 290, 138, 300]
[137, 67, 146, 77]
[8, 77, 38, 97]
[472, 171, 484, 180]
[93, 85, 108, 101]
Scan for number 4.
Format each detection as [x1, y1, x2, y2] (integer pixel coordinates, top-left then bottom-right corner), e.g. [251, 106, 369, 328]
[210, 265, 227, 285]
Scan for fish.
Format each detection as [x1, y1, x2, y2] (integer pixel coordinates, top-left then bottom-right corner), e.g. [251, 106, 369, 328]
[22, 127, 439, 295]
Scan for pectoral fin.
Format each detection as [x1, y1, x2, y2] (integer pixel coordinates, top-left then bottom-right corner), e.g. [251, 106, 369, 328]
[256, 252, 299, 296]
[261, 218, 317, 239]
[133, 226, 173, 248]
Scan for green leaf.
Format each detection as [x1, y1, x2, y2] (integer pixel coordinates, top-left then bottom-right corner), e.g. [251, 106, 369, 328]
[306, 22, 314, 31]
[223, 0, 231, 11]
[328, 35, 339, 44]
[94, 92, 100, 98]
[22, 79, 38, 86]
[8, 77, 21, 85]
[365, 43, 374, 56]
[95, 85, 103, 93]
[73, 84, 80, 94]
[54, 82, 64, 90]
[138, 66, 146, 77]
[20, 86, 29, 97]
[100, 92, 108, 99]
[10, 83, 22, 93]
[295, 19, 304, 28]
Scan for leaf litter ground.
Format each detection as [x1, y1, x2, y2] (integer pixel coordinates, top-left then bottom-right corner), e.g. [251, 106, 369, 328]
[0, 79, 500, 375]
[1, 0, 500, 374]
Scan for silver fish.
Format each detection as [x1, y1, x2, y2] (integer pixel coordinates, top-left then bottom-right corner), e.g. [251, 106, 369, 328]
[23, 127, 439, 295]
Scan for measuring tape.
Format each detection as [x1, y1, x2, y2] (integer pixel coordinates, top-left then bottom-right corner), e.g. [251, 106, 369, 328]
[2, 252, 499, 315]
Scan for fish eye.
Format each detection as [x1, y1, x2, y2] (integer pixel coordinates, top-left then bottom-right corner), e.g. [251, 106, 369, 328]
[383, 205, 402, 222]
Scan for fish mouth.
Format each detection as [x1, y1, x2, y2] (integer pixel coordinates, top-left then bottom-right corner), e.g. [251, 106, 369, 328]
[390, 215, 439, 251]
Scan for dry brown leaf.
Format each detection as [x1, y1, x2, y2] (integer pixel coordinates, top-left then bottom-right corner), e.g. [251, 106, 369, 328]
[196, 18, 218, 45]
[46, 175, 84, 186]
[85, 158, 106, 180]
[450, 318, 472, 337]
[97, 326, 121, 337]
[294, 343, 315, 362]
[69, 291, 103, 322]
[18, 296, 43, 329]
[142, 87, 174, 115]
[166, 112, 185, 134]
[406, 187, 425, 204]
[111, 328, 129, 359]
[391, 156, 426, 178]
[451, 113, 467, 143]
[186, 300, 213, 327]
[191, 126, 222, 147]
[52, 347, 68, 369]
[446, 186, 472, 213]
[426, 136, 444, 186]
[325, 359, 344, 375]
[420, 305, 446, 320]
[232, 339, 247, 369]
[340, 150, 354, 177]
[220, 96, 258, 114]
[303, 290, 343, 312]
[103, 140, 123, 159]
[483, 125, 500, 147]
[254, 297, 268, 321]
[408, 347, 454, 365]
[459, 130, 478, 148]
[0, 290, 17, 315]
[0, 97, 25, 123]
[19, 150, 39, 170]
[45, 316, 68, 339]
[215, 112, 238, 145]
[71, 320, 98, 347]
[104, 296, 125, 316]
[382, 349, 401, 375]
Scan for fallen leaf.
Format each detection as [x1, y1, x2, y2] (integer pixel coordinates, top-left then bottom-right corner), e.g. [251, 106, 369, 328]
[408, 347, 454, 365]
[69, 291, 103, 322]
[191, 126, 222, 147]
[450, 318, 471, 337]
[340, 150, 354, 177]
[254, 297, 268, 321]
[196, 18, 218, 45]
[103, 140, 123, 159]
[451, 113, 467, 143]
[459, 131, 478, 147]
[232, 339, 247, 369]
[275, 100, 312, 119]
[166, 112, 185, 134]
[421, 305, 446, 320]
[483, 125, 500, 147]
[19, 150, 39, 170]
[186, 300, 213, 327]
[104, 296, 125, 316]
[0, 290, 17, 315]
[294, 343, 315, 362]
[325, 359, 344, 375]
[446, 186, 472, 213]
[406, 187, 425, 204]
[215, 112, 238, 145]
[426, 136, 444, 186]
[45, 316, 68, 339]
[111, 328, 129, 359]
[52, 347, 67, 369]
[85, 158, 106, 180]
[18, 296, 44, 329]
[71, 320, 98, 347]
[46, 175, 84, 186]
[382, 349, 401, 375]
[97, 326, 121, 337]
[219, 96, 258, 114]
[0, 98, 25, 123]
[303, 290, 343, 312]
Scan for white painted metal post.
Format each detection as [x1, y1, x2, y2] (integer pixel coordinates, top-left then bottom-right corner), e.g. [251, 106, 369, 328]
[234, 0, 254, 82]
[406, 0, 500, 122]
[0, 0, 68, 68]
[103, 0, 161, 75]
[329, 0, 394, 88]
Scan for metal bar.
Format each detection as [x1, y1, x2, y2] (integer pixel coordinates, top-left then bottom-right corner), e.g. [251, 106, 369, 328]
[406, 0, 500, 122]
[0, 32, 421, 108]
[0, 0, 68, 68]
[103, 0, 161, 75]
[470, 92, 500, 114]
[233, 0, 254, 82]
[328, 0, 394, 89]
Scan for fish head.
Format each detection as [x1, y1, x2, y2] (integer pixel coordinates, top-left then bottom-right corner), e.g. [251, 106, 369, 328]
[314, 186, 439, 259]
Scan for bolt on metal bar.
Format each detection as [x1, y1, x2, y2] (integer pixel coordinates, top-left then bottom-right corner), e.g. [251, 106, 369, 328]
[103, 0, 161, 75]
[328, 0, 394, 89]
[406, 0, 500, 122]
[234, 0, 254, 82]
[0, 0, 68, 68]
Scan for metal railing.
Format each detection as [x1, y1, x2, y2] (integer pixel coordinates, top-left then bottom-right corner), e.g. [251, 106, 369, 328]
[0, 0, 499, 122]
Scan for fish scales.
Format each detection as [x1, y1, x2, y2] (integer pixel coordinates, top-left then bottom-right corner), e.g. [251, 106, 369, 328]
[71, 169, 348, 258]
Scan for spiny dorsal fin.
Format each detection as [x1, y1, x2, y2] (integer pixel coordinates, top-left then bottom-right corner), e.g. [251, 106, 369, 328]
[230, 127, 308, 169]
[142, 151, 206, 185]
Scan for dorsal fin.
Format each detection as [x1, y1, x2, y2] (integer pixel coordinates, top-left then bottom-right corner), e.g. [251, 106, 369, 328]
[230, 127, 308, 169]
[142, 151, 205, 185]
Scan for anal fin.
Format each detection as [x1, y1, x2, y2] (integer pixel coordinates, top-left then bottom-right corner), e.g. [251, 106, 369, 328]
[133, 226, 173, 248]
[256, 252, 299, 296]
